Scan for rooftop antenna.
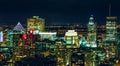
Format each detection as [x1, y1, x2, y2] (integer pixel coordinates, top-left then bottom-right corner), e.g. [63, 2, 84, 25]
[109, 3, 111, 16]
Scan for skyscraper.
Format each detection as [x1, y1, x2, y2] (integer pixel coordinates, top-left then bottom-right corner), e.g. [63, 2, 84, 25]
[27, 16, 45, 32]
[106, 17, 117, 42]
[106, 16, 117, 58]
[87, 15, 97, 47]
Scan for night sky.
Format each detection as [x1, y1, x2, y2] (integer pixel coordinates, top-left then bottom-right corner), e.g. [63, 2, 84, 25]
[0, 0, 120, 25]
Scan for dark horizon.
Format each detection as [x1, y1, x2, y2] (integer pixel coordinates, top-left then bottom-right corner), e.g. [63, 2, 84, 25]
[0, 0, 120, 25]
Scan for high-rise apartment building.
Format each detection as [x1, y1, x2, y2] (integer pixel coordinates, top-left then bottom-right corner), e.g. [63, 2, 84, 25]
[87, 15, 97, 47]
[27, 16, 45, 32]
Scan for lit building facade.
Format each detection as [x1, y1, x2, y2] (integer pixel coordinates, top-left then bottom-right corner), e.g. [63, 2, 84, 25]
[38, 32, 57, 41]
[106, 17, 117, 42]
[64, 30, 79, 47]
[0, 32, 3, 43]
[54, 41, 67, 66]
[87, 15, 97, 47]
[27, 16, 45, 32]
[8, 30, 13, 47]
[0, 26, 3, 43]
[106, 16, 117, 58]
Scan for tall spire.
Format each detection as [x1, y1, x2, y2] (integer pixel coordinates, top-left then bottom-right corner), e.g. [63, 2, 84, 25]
[109, 3, 111, 16]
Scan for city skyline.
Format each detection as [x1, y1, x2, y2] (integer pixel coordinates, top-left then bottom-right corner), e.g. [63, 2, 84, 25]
[0, 15, 119, 66]
[0, 0, 120, 25]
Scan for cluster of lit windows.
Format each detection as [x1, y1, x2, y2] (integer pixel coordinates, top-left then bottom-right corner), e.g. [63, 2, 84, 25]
[106, 17, 117, 42]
